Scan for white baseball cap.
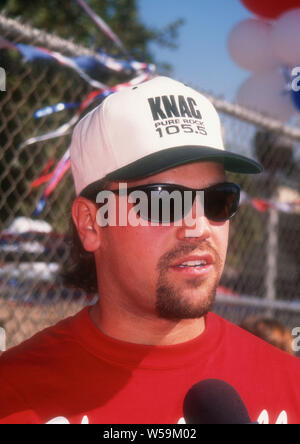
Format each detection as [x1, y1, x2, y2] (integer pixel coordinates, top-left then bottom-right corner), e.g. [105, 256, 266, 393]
[70, 76, 263, 195]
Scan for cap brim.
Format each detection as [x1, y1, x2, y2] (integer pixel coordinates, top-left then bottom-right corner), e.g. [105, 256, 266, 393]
[105, 146, 263, 181]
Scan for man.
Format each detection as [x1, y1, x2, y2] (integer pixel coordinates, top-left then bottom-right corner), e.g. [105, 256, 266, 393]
[0, 76, 299, 424]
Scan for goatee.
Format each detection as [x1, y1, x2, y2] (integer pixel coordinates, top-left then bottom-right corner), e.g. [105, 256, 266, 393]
[155, 241, 222, 320]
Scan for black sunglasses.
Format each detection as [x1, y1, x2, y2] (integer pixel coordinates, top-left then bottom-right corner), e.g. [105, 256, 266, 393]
[109, 182, 240, 224]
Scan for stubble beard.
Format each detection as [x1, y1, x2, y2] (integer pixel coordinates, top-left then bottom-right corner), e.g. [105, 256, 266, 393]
[155, 242, 222, 320]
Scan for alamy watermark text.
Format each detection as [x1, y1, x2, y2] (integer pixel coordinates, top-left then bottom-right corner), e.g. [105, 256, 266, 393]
[291, 67, 300, 92]
[0, 327, 6, 352]
[292, 327, 300, 353]
[0, 67, 6, 91]
[95, 183, 205, 237]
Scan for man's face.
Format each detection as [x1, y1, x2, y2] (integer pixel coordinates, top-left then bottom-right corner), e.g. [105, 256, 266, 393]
[95, 161, 229, 321]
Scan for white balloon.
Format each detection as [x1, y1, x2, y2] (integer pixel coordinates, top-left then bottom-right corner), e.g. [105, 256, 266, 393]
[228, 19, 279, 73]
[236, 71, 295, 122]
[271, 8, 300, 67]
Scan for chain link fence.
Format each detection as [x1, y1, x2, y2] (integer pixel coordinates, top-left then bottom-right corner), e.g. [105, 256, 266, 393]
[0, 15, 299, 350]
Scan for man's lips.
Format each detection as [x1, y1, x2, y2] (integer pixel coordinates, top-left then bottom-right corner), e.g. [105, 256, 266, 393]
[170, 254, 214, 267]
[169, 254, 215, 276]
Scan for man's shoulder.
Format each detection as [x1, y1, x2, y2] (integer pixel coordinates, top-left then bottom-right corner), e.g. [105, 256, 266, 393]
[208, 312, 300, 368]
[0, 307, 90, 423]
[0, 307, 87, 372]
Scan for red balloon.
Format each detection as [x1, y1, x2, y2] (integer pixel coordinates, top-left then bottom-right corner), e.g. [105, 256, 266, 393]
[241, 0, 300, 19]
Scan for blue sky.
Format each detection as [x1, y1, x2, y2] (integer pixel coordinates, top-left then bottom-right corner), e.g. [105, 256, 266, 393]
[138, 0, 252, 101]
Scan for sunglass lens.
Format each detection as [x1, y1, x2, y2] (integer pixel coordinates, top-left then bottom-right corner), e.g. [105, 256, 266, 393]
[147, 188, 187, 223]
[205, 184, 240, 222]
[132, 183, 240, 224]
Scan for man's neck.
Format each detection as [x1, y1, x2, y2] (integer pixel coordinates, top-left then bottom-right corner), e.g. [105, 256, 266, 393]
[89, 301, 206, 346]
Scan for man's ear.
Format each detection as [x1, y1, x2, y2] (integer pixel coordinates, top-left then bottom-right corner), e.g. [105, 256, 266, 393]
[72, 197, 101, 252]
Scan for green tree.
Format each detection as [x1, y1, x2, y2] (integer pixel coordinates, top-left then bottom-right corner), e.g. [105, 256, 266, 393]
[1, 0, 184, 72]
[0, 0, 183, 232]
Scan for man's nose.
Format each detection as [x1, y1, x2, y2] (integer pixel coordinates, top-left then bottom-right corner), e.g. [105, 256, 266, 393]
[176, 194, 211, 240]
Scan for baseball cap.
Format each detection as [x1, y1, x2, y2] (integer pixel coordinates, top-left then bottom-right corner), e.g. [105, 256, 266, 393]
[70, 76, 263, 195]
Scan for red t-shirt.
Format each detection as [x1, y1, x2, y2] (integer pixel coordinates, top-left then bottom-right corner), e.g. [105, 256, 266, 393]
[0, 307, 299, 424]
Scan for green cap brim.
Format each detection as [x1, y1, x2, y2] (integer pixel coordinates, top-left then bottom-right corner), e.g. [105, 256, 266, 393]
[105, 146, 263, 181]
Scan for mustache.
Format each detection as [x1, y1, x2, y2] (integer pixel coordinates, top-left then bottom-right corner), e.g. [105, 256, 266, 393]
[157, 240, 222, 272]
